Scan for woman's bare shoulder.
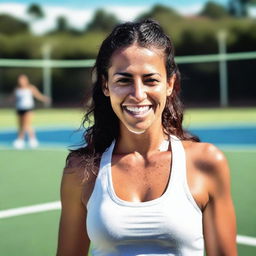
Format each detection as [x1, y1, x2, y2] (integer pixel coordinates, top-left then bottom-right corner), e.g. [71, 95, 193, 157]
[183, 140, 226, 163]
[63, 148, 99, 183]
[62, 148, 100, 206]
[64, 150, 87, 173]
[183, 140, 230, 185]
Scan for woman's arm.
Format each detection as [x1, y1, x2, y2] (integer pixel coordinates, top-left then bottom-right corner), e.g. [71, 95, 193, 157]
[202, 145, 237, 256]
[56, 171, 90, 256]
[30, 85, 51, 103]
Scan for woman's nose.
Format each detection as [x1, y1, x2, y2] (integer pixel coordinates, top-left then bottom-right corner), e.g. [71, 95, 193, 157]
[131, 80, 146, 101]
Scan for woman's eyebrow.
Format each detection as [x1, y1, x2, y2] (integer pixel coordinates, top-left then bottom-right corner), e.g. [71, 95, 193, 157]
[143, 73, 161, 77]
[114, 72, 132, 77]
[114, 72, 161, 77]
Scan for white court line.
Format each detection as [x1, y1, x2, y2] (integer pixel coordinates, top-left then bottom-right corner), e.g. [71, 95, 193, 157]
[0, 202, 256, 247]
[0, 145, 68, 151]
[0, 201, 61, 219]
[237, 235, 256, 247]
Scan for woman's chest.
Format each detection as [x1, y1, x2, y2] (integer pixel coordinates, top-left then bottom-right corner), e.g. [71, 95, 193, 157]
[110, 151, 208, 210]
[111, 152, 172, 203]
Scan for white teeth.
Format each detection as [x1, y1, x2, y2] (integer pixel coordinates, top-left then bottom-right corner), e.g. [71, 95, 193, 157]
[125, 106, 150, 114]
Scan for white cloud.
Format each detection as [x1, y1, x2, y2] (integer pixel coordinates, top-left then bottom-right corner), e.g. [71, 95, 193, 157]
[176, 3, 202, 16]
[0, 3, 28, 20]
[248, 7, 256, 17]
[105, 6, 150, 21]
[31, 6, 94, 34]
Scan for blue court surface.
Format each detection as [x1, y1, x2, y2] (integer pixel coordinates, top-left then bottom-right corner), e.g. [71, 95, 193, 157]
[0, 125, 256, 149]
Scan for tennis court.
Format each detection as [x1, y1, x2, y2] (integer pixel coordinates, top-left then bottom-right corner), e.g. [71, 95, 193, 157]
[0, 108, 256, 255]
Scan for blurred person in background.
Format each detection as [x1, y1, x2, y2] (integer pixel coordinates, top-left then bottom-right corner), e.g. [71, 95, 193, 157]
[57, 19, 237, 256]
[12, 74, 50, 149]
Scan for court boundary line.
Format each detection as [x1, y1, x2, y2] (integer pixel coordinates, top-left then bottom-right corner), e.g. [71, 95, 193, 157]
[0, 201, 256, 247]
[237, 235, 256, 247]
[0, 201, 61, 219]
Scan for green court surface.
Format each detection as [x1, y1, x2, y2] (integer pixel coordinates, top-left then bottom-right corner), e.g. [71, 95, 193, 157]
[1, 108, 256, 255]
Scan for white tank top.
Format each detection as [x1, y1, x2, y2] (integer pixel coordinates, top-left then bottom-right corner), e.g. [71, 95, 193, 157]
[87, 136, 204, 256]
[15, 88, 34, 110]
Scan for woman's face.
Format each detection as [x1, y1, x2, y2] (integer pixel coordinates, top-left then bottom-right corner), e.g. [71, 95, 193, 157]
[18, 75, 29, 88]
[103, 44, 175, 135]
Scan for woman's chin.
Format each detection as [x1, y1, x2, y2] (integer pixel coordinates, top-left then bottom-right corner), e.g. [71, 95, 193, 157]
[127, 126, 146, 135]
[120, 120, 153, 135]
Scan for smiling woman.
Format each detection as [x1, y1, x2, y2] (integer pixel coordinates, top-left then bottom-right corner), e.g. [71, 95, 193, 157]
[104, 45, 174, 135]
[56, 19, 237, 256]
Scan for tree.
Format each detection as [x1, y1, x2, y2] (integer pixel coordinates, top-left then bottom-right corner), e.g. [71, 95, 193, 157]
[86, 9, 119, 32]
[0, 14, 29, 35]
[26, 3, 44, 20]
[200, 1, 230, 19]
[228, 0, 256, 17]
[56, 16, 69, 32]
[137, 4, 181, 21]
[47, 16, 82, 35]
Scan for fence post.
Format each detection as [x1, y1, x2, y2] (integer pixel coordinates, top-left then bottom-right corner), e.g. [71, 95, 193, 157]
[217, 30, 228, 107]
[42, 44, 52, 107]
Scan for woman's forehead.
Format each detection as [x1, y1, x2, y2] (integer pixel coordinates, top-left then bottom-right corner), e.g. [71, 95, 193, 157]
[109, 45, 165, 71]
[111, 44, 164, 59]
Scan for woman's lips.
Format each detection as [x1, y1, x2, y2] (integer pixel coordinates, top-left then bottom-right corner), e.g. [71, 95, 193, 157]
[123, 105, 152, 117]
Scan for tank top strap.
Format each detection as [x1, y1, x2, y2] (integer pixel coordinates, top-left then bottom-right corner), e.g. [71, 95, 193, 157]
[87, 141, 116, 209]
[99, 140, 116, 176]
[169, 135, 187, 185]
[170, 135, 202, 214]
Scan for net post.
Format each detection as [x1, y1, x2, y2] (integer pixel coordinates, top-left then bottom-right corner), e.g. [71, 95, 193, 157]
[217, 30, 228, 107]
[42, 44, 52, 107]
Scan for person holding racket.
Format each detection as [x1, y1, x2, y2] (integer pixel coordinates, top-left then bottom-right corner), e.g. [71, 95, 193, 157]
[57, 19, 237, 256]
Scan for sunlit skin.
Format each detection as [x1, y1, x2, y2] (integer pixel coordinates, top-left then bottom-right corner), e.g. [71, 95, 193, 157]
[103, 44, 174, 154]
[57, 44, 237, 256]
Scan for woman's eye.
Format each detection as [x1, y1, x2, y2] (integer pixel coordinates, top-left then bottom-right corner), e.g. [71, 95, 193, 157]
[116, 78, 131, 84]
[145, 79, 159, 85]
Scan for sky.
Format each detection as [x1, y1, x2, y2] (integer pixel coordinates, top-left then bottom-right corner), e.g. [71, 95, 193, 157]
[0, 0, 230, 34]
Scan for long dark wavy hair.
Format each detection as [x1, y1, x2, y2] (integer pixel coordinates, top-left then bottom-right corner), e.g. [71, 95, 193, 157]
[78, 19, 198, 170]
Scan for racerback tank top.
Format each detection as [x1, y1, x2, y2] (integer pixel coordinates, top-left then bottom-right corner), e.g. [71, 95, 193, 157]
[86, 135, 204, 256]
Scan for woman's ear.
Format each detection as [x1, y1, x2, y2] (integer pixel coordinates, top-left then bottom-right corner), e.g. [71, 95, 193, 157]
[166, 74, 176, 96]
[102, 77, 110, 97]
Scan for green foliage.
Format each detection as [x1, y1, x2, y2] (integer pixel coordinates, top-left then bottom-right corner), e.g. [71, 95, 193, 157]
[137, 4, 181, 21]
[200, 1, 230, 19]
[27, 3, 44, 20]
[86, 9, 120, 32]
[46, 32, 107, 59]
[228, 0, 256, 17]
[2, 34, 42, 58]
[56, 16, 69, 32]
[0, 14, 29, 35]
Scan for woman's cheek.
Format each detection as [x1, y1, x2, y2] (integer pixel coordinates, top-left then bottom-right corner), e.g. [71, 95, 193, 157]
[110, 85, 130, 98]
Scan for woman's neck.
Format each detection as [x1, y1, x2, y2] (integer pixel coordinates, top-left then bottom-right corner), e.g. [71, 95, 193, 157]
[116, 125, 168, 156]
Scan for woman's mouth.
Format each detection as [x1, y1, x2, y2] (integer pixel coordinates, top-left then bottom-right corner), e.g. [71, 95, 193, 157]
[123, 105, 152, 117]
